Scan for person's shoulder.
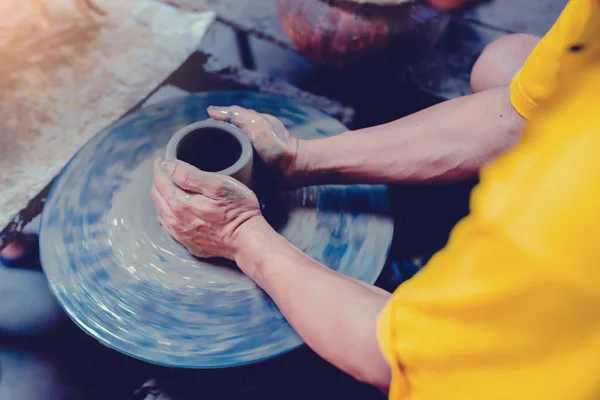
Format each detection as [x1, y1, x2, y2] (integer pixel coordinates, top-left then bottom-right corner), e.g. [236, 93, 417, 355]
[477, 60, 600, 268]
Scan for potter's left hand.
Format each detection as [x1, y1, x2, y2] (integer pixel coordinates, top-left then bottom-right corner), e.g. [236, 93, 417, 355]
[207, 106, 300, 186]
[151, 156, 262, 260]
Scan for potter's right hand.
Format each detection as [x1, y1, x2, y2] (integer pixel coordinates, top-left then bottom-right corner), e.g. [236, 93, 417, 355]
[207, 106, 300, 186]
[152, 157, 263, 261]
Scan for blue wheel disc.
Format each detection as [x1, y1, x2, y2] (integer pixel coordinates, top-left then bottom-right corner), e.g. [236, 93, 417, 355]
[40, 91, 394, 368]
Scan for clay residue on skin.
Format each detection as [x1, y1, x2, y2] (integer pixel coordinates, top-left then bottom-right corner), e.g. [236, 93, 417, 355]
[207, 106, 296, 167]
[161, 160, 253, 201]
[216, 177, 253, 201]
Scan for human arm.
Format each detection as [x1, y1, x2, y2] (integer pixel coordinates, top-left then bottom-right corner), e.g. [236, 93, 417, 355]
[236, 218, 392, 390]
[152, 158, 392, 390]
[208, 87, 524, 187]
[157, 66, 600, 400]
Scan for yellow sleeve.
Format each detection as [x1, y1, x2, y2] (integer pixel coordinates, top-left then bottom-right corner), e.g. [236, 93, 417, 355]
[510, 0, 595, 120]
[379, 62, 600, 400]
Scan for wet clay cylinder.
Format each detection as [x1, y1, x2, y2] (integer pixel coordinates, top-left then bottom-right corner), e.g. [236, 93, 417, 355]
[165, 119, 254, 188]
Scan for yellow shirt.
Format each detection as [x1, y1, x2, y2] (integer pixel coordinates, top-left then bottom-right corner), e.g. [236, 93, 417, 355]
[378, 1, 600, 399]
[510, 0, 599, 120]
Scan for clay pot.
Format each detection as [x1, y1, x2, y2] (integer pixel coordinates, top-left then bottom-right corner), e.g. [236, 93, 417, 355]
[276, 0, 451, 70]
[165, 120, 254, 188]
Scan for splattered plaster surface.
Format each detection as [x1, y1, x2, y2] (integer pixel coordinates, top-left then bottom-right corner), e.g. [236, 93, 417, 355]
[0, 0, 214, 231]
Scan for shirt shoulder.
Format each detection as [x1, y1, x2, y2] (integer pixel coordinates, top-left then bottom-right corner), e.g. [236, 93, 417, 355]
[378, 62, 600, 400]
[510, 0, 600, 119]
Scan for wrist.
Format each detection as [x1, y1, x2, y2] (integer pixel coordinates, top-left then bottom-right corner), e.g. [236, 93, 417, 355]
[233, 217, 282, 284]
[285, 138, 316, 187]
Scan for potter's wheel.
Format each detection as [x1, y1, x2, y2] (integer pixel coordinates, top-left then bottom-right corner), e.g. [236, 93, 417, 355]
[40, 91, 394, 368]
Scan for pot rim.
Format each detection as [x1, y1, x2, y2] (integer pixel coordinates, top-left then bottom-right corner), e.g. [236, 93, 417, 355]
[165, 119, 253, 177]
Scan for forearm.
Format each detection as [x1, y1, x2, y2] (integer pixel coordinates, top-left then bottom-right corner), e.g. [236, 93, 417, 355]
[293, 87, 524, 186]
[235, 219, 392, 390]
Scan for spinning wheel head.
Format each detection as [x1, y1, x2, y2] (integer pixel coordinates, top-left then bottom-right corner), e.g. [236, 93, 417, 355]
[40, 92, 394, 368]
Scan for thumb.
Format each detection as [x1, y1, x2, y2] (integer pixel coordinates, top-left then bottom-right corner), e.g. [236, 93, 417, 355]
[162, 159, 220, 195]
[163, 159, 252, 200]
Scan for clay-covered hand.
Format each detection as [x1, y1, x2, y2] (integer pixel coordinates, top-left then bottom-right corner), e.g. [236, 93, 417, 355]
[207, 106, 300, 184]
[151, 156, 262, 260]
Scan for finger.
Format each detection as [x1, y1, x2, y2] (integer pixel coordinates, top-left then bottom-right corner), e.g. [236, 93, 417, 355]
[158, 214, 179, 240]
[151, 185, 173, 218]
[261, 114, 281, 126]
[154, 198, 175, 226]
[153, 171, 191, 215]
[158, 212, 173, 230]
[163, 160, 252, 201]
[207, 105, 253, 122]
[154, 161, 223, 221]
[161, 159, 217, 194]
[156, 202, 186, 237]
[260, 114, 289, 137]
[207, 106, 264, 134]
[153, 157, 179, 198]
[154, 155, 167, 172]
[155, 156, 201, 194]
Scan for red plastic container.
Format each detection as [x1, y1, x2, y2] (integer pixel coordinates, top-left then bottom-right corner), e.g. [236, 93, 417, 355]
[276, 0, 451, 70]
